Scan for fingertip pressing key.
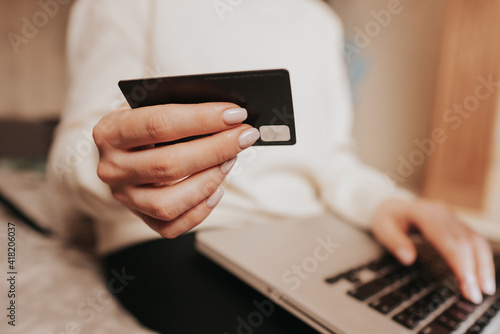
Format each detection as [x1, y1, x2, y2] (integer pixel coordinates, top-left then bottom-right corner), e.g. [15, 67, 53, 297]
[396, 247, 416, 266]
[464, 274, 483, 304]
[482, 274, 496, 296]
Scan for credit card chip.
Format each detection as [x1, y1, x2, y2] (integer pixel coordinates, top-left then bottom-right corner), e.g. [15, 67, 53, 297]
[259, 125, 291, 142]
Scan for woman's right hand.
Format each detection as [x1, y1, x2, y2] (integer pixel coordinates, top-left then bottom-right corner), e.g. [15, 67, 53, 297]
[92, 102, 260, 238]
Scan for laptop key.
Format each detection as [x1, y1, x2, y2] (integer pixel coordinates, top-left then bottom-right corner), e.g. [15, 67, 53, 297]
[475, 315, 490, 328]
[418, 321, 452, 334]
[393, 286, 453, 330]
[467, 318, 489, 334]
[415, 275, 434, 289]
[443, 306, 468, 322]
[385, 266, 414, 283]
[462, 299, 499, 334]
[389, 277, 426, 302]
[325, 274, 343, 284]
[465, 324, 483, 334]
[483, 305, 497, 319]
[392, 276, 431, 301]
[436, 285, 457, 299]
[393, 309, 422, 329]
[436, 313, 460, 331]
[369, 293, 402, 314]
[454, 298, 478, 314]
[406, 304, 429, 321]
[348, 276, 392, 301]
[491, 298, 500, 311]
[325, 264, 366, 284]
[344, 269, 362, 283]
[390, 287, 416, 303]
[415, 292, 445, 314]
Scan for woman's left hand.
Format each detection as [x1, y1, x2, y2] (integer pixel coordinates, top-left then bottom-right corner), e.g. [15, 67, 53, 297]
[371, 198, 496, 304]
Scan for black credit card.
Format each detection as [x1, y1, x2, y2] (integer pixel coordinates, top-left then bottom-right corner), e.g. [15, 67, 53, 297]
[118, 69, 296, 146]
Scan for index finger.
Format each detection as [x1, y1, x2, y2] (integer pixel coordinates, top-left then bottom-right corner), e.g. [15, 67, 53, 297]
[101, 102, 246, 149]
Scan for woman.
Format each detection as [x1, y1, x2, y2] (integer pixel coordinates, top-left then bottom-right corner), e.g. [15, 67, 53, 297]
[48, 0, 495, 332]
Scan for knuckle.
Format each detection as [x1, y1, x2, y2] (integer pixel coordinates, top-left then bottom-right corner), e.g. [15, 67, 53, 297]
[150, 199, 177, 222]
[110, 187, 127, 204]
[113, 114, 130, 144]
[96, 113, 120, 145]
[145, 110, 173, 140]
[96, 153, 126, 184]
[212, 140, 230, 162]
[467, 230, 479, 242]
[200, 171, 223, 196]
[187, 207, 207, 228]
[96, 161, 115, 183]
[193, 109, 211, 133]
[150, 152, 183, 181]
[416, 200, 451, 220]
[158, 204, 208, 239]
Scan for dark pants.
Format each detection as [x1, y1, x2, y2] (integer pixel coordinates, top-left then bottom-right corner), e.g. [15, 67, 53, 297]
[101, 233, 319, 334]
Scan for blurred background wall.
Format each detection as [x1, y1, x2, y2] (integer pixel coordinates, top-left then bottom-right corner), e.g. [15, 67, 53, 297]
[328, 0, 448, 192]
[490, 104, 500, 220]
[0, 0, 73, 120]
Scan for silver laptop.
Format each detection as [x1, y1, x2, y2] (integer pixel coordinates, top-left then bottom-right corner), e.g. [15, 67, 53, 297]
[195, 215, 500, 334]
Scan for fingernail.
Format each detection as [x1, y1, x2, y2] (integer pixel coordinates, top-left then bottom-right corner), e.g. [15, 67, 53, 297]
[467, 283, 483, 304]
[396, 248, 414, 265]
[223, 108, 247, 124]
[238, 128, 260, 149]
[207, 188, 224, 208]
[220, 157, 237, 174]
[483, 276, 496, 296]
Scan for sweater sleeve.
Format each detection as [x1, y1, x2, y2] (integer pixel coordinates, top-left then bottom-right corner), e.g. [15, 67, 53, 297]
[47, 0, 155, 250]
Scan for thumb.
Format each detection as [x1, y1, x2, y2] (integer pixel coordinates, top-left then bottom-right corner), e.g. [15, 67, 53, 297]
[372, 215, 417, 266]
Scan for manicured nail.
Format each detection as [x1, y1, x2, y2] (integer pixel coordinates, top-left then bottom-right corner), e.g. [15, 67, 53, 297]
[223, 108, 247, 124]
[238, 128, 260, 149]
[396, 248, 414, 266]
[207, 188, 224, 208]
[483, 275, 496, 296]
[220, 157, 237, 174]
[467, 283, 483, 304]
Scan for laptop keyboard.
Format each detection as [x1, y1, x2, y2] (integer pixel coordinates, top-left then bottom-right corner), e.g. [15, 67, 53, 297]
[325, 245, 500, 334]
